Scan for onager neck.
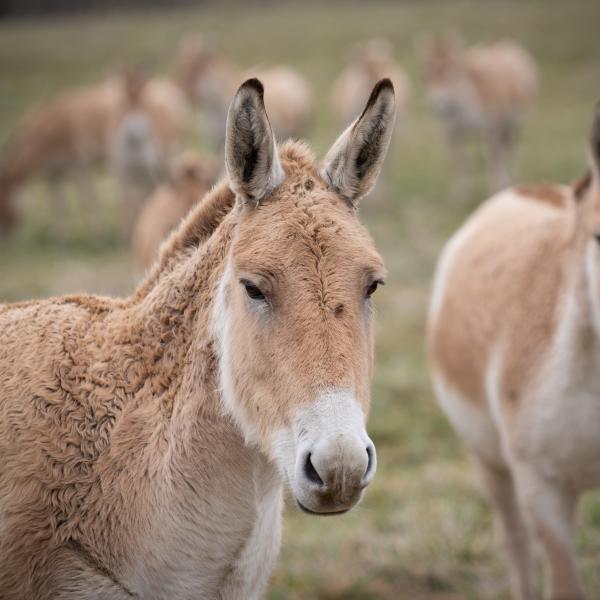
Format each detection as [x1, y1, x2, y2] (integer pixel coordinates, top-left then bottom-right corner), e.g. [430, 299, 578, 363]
[124, 180, 237, 431]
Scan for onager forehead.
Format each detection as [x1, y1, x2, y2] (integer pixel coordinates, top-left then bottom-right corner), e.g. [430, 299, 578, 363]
[232, 143, 384, 286]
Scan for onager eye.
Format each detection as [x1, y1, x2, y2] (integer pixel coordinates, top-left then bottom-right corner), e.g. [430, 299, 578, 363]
[365, 279, 384, 299]
[241, 279, 266, 302]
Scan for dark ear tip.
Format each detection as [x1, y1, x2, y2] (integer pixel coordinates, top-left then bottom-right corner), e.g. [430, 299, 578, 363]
[365, 78, 395, 109]
[238, 77, 264, 99]
[376, 78, 394, 93]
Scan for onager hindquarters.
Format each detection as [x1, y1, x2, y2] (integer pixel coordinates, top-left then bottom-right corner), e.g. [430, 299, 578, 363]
[331, 38, 410, 134]
[173, 36, 313, 149]
[423, 33, 538, 194]
[132, 151, 218, 270]
[428, 107, 600, 600]
[0, 77, 396, 599]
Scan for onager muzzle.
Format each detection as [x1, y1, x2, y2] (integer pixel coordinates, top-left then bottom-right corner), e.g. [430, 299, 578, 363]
[292, 390, 376, 514]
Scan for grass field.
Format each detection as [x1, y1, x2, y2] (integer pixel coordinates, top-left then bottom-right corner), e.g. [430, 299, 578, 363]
[1, 1, 600, 598]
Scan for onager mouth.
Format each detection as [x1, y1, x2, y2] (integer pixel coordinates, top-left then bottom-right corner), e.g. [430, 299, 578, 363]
[283, 390, 377, 516]
[296, 500, 351, 516]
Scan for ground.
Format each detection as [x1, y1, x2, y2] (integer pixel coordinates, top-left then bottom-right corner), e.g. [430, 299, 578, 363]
[1, 1, 599, 598]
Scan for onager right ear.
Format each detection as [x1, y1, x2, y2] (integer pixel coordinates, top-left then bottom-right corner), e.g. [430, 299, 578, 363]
[321, 78, 395, 205]
[225, 78, 284, 205]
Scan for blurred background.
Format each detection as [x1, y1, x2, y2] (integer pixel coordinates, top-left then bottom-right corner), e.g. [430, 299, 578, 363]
[1, 1, 599, 598]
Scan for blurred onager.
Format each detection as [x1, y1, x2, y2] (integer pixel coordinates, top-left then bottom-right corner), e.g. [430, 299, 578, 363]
[110, 71, 188, 230]
[423, 33, 538, 193]
[0, 70, 187, 234]
[132, 151, 218, 270]
[173, 35, 313, 148]
[428, 104, 600, 600]
[0, 77, 396, 599]
[331, 38, 410, 132]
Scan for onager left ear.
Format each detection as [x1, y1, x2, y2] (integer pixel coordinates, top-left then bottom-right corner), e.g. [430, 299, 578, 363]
[321, 78, 396, 205]
[225, 78, 284, 205]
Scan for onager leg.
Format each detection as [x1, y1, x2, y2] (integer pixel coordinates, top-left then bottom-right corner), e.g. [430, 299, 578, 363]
[485, 122, 514, 192]
[446, 128, 471, 200]
[475, 457, 535, 600]
[514, 464, 586, 600]
[47, 171, 70, 240]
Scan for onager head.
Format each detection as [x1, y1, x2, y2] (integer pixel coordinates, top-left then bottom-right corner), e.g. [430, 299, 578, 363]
[110, 70, 173, 186]
[421, 32, 468, 115]
[170, 150, 218, 207]
[213, 78, 395, 514]
[352, 38, 395, 77]
[173, 34, 232, 109]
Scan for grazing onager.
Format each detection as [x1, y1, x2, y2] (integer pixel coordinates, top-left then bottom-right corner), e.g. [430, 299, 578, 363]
[423, 33, 538, 193]
[0, 77, 119, 233]
[0, 71, 187, 235]
[173, 36, 313, 148]
[0, 77, 395, 599]
[331, 38, 410, 133]
[132, 151, 218, 270]
[428, 106, 600, 600]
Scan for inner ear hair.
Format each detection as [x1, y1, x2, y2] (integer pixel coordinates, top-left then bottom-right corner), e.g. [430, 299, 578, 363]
[321, 78, 395, 205]
[354, 80, 394, 180]
[224, 78, 283, 205]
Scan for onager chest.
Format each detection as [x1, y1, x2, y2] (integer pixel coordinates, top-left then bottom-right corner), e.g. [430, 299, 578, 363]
[123, 437, 283, 600]
[516, 330, 600, 488]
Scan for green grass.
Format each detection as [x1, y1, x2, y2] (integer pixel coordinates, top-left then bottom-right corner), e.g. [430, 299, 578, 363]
[1, 1, 600, 598]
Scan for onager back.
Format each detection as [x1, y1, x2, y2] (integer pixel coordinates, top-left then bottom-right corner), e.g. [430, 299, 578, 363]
[428, 107, 600, 600]
[0, 77, 396, 599]
[332, 38, 410, 133]
[423, 33, 538, 193]
[132, 151, 218, 270]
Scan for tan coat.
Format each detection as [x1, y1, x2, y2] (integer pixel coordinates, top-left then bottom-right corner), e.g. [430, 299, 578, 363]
[331, 39, 410, 130]
[131, 152, 218, 270]
[0, 75, 396, 599]
[173, 37, 313, 148]
[428, 109, 600, 600]
[0, 73, 188, 233]
[424, 34, 538, 192]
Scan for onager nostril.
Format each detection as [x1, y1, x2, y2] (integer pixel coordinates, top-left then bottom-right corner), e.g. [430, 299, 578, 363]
[365, 445, 375, 479]
[304, 453, 324, 486]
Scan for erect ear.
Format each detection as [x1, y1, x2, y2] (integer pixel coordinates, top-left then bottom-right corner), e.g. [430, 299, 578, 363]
[320, 78, 395, 205]
[574, 102, 600, 202]
[225, 78, 284, 205]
